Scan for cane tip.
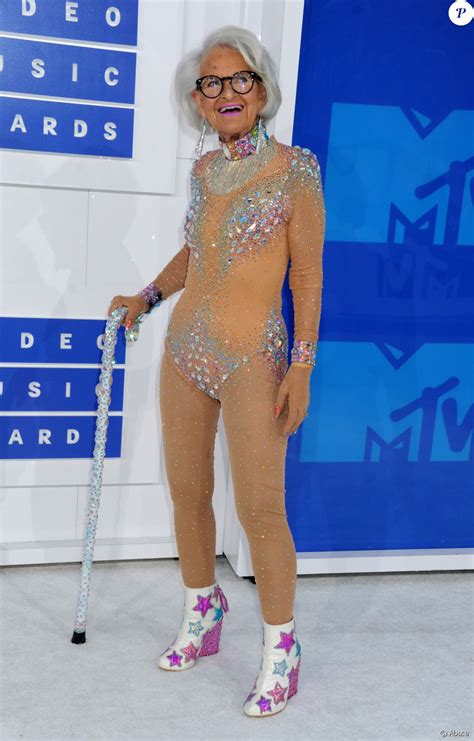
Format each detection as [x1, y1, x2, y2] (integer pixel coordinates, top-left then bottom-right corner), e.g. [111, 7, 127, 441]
[71, 630, 86, 644]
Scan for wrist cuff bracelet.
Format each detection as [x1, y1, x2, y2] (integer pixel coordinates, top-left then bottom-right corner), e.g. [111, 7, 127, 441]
[291, 340, 317, 366]
[138, 282, 163, 310]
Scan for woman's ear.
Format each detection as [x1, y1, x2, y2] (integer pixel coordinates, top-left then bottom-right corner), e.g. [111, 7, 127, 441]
[191, 89, 203, 117]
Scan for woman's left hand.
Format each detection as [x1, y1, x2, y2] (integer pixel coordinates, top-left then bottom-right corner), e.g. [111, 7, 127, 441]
[275, 364, 312, 437]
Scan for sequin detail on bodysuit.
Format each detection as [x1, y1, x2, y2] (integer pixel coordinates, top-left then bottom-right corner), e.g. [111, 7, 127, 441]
[165, 302, 249, 400]
[259, 307, 289, 385]
[219, 185, 291, 273]
[291, 146, 322, 190]
[184, 161, 206, 274]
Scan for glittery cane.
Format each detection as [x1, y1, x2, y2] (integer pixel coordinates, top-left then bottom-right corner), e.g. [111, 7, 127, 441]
[71, 305, 149, 644]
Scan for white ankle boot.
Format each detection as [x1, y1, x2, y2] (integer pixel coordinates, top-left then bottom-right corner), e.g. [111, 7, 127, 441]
[158, 580, 229, 671]
[243, 616, 301, 716]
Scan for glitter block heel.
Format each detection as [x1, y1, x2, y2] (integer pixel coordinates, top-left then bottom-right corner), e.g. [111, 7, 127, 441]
[158, 582, 229, 671]
[287, 666, 299, 699]
[198, 617, 223, 657]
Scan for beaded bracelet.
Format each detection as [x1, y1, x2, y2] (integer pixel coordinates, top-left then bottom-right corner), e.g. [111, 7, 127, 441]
[291, 339, 317, 366]
[137, 282, 164, 311]
[124, 282, 164, 343]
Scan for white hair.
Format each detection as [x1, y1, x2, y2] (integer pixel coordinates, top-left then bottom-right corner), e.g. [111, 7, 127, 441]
[174, 25, 282, 135]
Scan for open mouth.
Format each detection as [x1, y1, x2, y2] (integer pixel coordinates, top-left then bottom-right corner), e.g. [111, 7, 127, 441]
[218, 104, 244, 116]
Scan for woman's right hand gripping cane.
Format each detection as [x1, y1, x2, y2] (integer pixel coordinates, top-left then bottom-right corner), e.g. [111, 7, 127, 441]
[107, 294, 150, 330]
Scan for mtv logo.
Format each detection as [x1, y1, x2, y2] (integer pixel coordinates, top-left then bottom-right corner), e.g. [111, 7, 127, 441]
[326, 103, 474, 248]
[364, 427, 411, 462]
[322, 104, 474, 339]
[379, 238, 462, 302]
[300, 341, 473, 463]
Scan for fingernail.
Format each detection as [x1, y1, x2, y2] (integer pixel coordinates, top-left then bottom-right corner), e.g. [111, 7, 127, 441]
[274, 406, 281, 418]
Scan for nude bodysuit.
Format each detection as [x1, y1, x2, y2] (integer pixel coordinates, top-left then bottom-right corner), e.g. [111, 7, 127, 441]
[156, 124, 326, 624]
[158, 133, 325, 397]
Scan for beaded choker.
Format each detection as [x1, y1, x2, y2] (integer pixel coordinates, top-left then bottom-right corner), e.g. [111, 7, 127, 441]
[218, 117, 270, 160]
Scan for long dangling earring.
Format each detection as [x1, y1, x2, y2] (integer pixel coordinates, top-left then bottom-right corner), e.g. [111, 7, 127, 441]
[257, 116, 262, 154]
[255, 115, 265, 154]
[194, 119, 207, 159]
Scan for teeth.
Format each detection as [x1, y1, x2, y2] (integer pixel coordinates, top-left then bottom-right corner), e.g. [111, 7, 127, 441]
[219, 106, 242, 112]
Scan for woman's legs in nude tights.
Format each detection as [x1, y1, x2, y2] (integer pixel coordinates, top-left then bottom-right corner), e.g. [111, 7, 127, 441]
[159, 345, 220, 588]
[160, 345, 297, 625]
[219, 354, 297, 625]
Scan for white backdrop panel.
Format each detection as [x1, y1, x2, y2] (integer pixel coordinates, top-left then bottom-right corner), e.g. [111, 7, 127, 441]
[0, 486, 78, 542]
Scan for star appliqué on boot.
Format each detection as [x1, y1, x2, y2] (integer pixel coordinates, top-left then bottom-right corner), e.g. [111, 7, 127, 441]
[167, 650, 182, 667]
[274, 628, 295, 655]
[181, 641, 198, 662]
[188, 620, 204, 637]
[268, 681, 288, 705]
[256, 695, 272, 713]
[193, 595, 214, 618]
[273, 658, 288, 676]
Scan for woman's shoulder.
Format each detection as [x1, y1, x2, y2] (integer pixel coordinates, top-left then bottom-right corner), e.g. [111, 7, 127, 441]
[277, 141, 321, 173]
[192, 149, 219, 178]
[275, 141, 322, 195]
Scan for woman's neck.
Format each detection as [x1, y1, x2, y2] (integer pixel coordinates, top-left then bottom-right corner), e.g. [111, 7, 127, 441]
[218, 117, 270, 160]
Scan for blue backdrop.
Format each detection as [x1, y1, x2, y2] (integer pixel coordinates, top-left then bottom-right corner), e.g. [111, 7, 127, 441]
[284, 0, 474, 552]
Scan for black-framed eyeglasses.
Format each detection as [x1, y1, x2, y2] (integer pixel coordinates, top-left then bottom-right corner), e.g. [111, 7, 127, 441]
[195, 70, 263, 99]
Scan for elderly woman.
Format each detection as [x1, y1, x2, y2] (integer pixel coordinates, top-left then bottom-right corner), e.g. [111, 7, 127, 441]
[108, 25, 325, 717]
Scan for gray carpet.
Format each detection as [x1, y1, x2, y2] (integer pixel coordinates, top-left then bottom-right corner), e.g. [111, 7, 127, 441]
[1, 556, 473, 740]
